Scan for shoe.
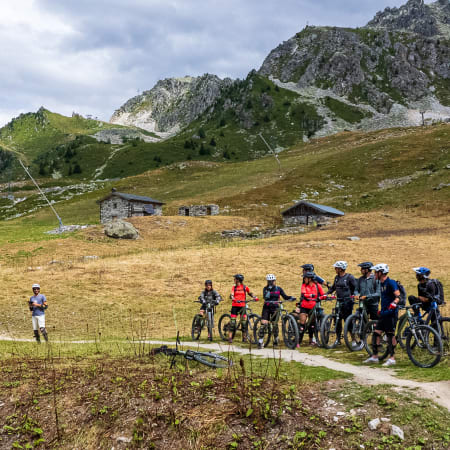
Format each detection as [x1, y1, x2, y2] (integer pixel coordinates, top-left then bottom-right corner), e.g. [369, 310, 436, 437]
[351, 341, 362, 350]
[228, 338, 233, 344]
[309, 341, 318, 347]
[273, 338, 279, 346]
[258, 341, 264, 349]
[363, 356, 379, 364]
[242, 335, 248, 343]
[334, 339, 341, 347]
[296, 343, 300, 349]
[382, 358, 396, 367]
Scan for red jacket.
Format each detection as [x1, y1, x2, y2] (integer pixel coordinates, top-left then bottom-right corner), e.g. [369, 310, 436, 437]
[231, 284, 251, 307]
[301, 283, 325, 309]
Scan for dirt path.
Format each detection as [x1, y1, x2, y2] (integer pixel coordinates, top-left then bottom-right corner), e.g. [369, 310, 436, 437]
[2, 335, 449, 411]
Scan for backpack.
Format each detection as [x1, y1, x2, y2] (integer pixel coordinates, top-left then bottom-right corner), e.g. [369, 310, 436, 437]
[395, 280, 407, 306]
[428, 279, 445, 305]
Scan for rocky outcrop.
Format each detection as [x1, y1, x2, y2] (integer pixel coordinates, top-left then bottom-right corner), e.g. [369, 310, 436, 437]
[104, 220, 139, 239]
[110, 74, 233, 134]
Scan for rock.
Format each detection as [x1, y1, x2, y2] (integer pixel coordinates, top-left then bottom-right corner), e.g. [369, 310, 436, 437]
[336, 411, 346, 416]
[104, 220, 139, 240]
[116, 436, 132, 443]
[348, 236, 361, 241]
[368, 418, 381, 430]
[83, 255, 99, 260]
[390, 424, 404, 440]
[381, 417, 391, 422]
[446, 164, 450, 170]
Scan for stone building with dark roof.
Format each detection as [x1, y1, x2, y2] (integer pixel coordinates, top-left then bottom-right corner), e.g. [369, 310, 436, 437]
[281, 201, 344, 226]
[97, 188, 165, 223]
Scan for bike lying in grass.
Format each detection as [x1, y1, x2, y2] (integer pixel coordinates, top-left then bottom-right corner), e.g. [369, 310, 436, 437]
[253, 299, 299, 349]
[363, 305, 443, 368]
[191, 300, 217, 341]
[151, 334, 233, 369]
[218, 300, 259, 344]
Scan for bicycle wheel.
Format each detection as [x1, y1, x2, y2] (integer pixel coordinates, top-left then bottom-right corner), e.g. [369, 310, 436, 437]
[363, 320, 389, 359]
[253, 318, 271, 347]
[315, 313, 325, 347]
[344, 314, 365, 352]
[247, 313, 259, 344]
[440, 317, 450, 356]
[207, 311, 214, 341]
[191, 315, 202, 340]
[282, 315, 299, 349]
[406, 324, 443, 368]
[320, 314, 338, 349]
[396, 314, 409, 349]
[193, 351, 233, 369]
[218, 314, 235, 341]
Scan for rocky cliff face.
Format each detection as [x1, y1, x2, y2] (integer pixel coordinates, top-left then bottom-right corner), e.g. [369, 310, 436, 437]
[110, 74, 233, 135]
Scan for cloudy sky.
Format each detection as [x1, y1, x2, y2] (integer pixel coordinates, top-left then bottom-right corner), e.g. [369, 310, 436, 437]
[0, 0, 420, 126]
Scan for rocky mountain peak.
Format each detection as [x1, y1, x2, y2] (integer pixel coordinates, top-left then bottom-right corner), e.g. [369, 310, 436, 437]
[366, 0, 450, 37]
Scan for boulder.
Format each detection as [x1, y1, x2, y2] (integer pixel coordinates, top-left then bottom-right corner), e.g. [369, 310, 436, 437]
[368, 418, 381, 430]
[390, 424, 404, 440]
[104, 220, 139, 240]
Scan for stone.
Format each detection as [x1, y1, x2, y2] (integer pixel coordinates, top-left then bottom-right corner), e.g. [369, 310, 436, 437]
[368, 418, 381, 430]
[83, 255, 99, 260]
[348, 236, 361, 241]
[336, 411, 346, 416]
[381, 417, 391, 422]
[390, 424, 404, 440]
[104, 220, 139, 240]
[116, 436, 132, 443]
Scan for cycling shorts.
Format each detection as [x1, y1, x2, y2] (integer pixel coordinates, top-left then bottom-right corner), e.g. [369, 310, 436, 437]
[376, 315, 397, 334]
[261, 303, 278, 321]
[230, 306, 246, 318]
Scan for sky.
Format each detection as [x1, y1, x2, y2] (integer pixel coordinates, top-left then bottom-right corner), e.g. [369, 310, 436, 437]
[0, 0, 424, 127]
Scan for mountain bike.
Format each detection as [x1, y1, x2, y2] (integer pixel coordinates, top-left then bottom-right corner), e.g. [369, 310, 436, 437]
[151, 334, 232, 369]
[218, 300, 259, 344]
[253, 299, 299, 349]
[343, 297, 378, 352]
[320, 297, 354, 349]
[191, 300, 217, 341]
[363, 305, 443, 368]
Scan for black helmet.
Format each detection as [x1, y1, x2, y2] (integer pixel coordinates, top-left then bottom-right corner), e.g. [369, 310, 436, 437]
[234, 274, 244, 282]
[205, 280, 213, 286]
[358, 262, 373, 270]
[303, 271, 316, 279]
[301, 264, 314, 271]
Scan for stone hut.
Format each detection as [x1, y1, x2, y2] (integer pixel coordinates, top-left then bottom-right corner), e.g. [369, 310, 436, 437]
[178, 204, 219, 217]
[281, 201, 344, 226]
[97, 188, 164, 223]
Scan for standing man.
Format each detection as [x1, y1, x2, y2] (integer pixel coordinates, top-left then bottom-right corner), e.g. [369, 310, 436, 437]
[354, 262, 380, 320]
[364, 264, 401, 366]
[408, 267, 435, 315]
[327, 261, 357, 346]
[29, 283, 48, 343]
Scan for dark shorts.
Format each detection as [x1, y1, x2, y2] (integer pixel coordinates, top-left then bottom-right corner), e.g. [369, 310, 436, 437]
[338, 300, 354, 320]
[299, 307, 313, 315]
[376, 315, 397, 334]
[261, 303, 278, 321]
[231, 306, 246, 318]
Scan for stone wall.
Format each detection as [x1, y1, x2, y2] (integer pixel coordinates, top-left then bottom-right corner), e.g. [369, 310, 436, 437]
[178, 204, 219, 216]
[100, 197, 163, 223]
[130, 203, 163, 217]
[282, 215, 333, 226]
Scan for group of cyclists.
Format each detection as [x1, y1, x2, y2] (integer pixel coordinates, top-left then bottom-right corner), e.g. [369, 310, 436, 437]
[194, 261, 445, 367]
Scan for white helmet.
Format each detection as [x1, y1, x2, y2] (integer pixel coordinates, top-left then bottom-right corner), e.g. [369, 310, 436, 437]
[32, 283, 40, 289]
[333, 261, 348, 270]
[266, 274, 276, 281]
[371, 263, 389, 274]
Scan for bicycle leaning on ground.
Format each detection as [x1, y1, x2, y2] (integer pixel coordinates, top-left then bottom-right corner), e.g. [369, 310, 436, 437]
[253, 299, 299, 349]
[191, 300, 216, 341]
[363, 305, 443, 368]
[218, 300, 260, 344]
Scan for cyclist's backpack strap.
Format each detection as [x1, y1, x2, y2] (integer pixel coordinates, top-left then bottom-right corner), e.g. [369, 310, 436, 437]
[395, 280, 407, 306]
[428, 279, 445, 305]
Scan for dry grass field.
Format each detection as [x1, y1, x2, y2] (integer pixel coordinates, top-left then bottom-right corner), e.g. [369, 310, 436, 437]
[1, 210, 449, 341]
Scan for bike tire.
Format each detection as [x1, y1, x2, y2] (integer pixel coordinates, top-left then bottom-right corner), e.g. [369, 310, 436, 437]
[247, 313, 259, 344]
[191, 315, 202, 341]
[193, 351, 233, 369]
[344, 313, 365, 352]
[320, 314, 338, 349]
[396, 314, 409, 349]
[440, 317, 450, 357]
[315, 313, 325, 347]
[406, 324, 443, 368]
[282, 315, 299, 349]
[253, 317, 271, 347]
[362, 320, 389, 360]
[218, 314, 235, 341]
[207, 311, 214, 341]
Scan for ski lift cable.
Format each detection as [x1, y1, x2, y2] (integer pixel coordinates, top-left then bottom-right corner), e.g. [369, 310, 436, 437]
[258, 133, 281, 170]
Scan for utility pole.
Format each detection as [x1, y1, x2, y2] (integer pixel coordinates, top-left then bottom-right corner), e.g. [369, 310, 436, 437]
[258, 133, 281, 171]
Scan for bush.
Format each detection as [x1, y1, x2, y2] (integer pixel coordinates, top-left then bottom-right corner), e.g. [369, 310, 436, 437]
[198, 128, 206, 139]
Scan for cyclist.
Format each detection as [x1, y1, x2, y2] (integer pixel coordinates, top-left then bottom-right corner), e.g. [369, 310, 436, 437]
[194, 280, 222, 339]
[354, 262, 380, 320]
[257, 274, 295, 349]
[293, 271, 326, 347]
[229, 274, 258, 344]
[326, 261, 357, 346]
[28, 283, 48, 343]
[364, 263, 401, 366]
[301, 264, 330, 288]
[408, 267, 436, 315]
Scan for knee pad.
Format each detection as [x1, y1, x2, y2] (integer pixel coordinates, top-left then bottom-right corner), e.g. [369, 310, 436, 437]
[241, 319, 248, 332]
[258, 323, 267, 338]
[230, 318, 237, 332]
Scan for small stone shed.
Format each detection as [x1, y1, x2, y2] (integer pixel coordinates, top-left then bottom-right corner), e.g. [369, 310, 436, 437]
[178, 204, 219, 217]
[281, 201, 344, 225]
[97, 188, 165, 223]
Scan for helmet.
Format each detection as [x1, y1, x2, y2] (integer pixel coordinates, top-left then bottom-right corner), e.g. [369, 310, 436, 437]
[205, 280, 213, 286]
[303, 271, 316, 279]
[413, 267, 431, 279]
[301, 264, 314, 271]
[32, 283, 40, 289]
[266, 274, 276, 281]
[234, 274, 244, 282]
[371, 263, 389, 274]
[358, 262, 373, 270]
[333, 261, 348, 270]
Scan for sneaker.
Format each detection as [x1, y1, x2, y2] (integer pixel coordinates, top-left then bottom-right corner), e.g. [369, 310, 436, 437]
[258, 341, 264, 349]
[351, 341, 362, 350]
[228, 338, 233, 344]
[309, 341, 318, 347]
[296, 343, 300, 349]
[363, 356, 379, 364]
[334, 339, 341, 347]
[382, 358, 396, 367]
